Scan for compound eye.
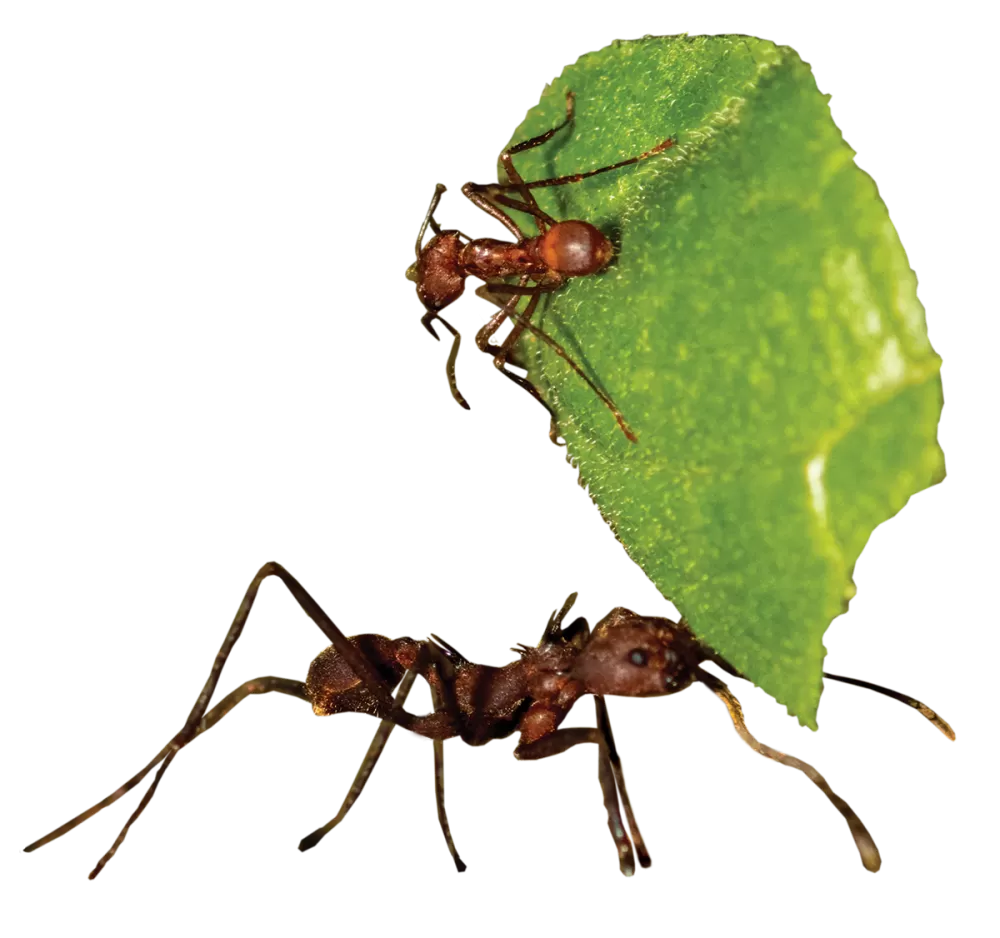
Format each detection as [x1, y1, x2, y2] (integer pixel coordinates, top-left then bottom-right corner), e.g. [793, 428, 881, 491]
[629, 649, 648, 667]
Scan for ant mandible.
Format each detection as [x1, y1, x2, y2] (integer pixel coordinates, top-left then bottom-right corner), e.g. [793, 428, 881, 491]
[407, 91, 675, 444]
[26, 562, 954, 878]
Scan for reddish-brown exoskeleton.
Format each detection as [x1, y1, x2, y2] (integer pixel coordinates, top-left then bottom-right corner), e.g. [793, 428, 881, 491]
[407, 92, 675, 443]
[26, 563, 954, 878]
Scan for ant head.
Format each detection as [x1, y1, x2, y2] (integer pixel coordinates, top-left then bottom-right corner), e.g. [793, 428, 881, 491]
[410, 231, 466, 312]
[540, 220, 613, 276]
[572, 609, 704, 698]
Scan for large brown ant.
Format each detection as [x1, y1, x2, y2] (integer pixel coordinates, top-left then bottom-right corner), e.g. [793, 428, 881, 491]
[407, 92, 674, 443]
[25, 562, 953, 878]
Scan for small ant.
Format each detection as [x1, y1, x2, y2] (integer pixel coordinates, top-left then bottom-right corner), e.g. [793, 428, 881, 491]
[25, 562, 953, 878]
[407, 91, 675, 444]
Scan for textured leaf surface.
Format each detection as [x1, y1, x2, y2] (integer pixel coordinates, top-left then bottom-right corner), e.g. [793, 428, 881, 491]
[504, 36, 944, 726]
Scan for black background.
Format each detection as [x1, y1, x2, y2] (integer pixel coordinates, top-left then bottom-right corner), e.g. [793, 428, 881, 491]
[8, 8, 978, 911]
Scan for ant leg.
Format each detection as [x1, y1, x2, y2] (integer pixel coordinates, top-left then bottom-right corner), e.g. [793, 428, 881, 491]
[24, 676, 308, 868]
[499, 91, 576, 232]
[463, 179, 565, 239]
[461, 181, 526, 240]
[424, 632, 468, 873]
[525, 137, 675, 192]
[298, 669, 418, 852]
[695, 668, 881, 872]
[301, 636, 466, 870]
[467, 97, 673, 239]
[432, 738, 465, 871]
[528, 610, 638, 870]
[473, 276, 563, 355]
[475, 291, 564, 444]
[498, 95, 674, 227]
[511, 696, 653, 879]
[506, 91, 576, 159]
[482, 286, 637, 443]
[420, 307, 472, 410]
[32, 562, 398, 878]
[512, 699, 641, 876]
[460, 93, 575, 238]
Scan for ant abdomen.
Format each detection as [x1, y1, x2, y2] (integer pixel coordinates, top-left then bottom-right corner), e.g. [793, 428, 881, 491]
[539, 220, 613, 276]
[307, 634, 417, 716]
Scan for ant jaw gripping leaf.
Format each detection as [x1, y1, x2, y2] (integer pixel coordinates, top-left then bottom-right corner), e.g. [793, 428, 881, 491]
[504, 36, 944, 727]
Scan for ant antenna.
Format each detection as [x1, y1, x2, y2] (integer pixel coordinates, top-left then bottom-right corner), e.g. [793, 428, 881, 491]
[420, 310, 469, 410]
[824, 671, 958, 743]
[415, 183, 447, 257]
[694, 668, 882, 873]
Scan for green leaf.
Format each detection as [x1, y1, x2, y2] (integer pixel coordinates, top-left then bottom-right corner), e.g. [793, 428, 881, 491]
[503, 35, 944, 726]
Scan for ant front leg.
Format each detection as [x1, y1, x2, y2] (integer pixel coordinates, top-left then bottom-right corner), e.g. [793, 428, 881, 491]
[515, 725, 639, 876]
[511, 592, 653, 879]
[497, 90, 576, 233]
[462, 92, 575, 238]
[460, 182, 525, 241]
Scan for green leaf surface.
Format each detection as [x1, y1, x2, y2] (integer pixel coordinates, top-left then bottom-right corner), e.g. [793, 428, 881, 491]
[503, 36, 944, 726]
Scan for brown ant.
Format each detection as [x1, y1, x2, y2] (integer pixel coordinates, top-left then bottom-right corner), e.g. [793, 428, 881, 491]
[407, 92, 675, 444]
[25, 562, 954, 878]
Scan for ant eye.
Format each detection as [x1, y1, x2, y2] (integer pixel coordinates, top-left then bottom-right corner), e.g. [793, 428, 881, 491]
[629, 649, 648, 667]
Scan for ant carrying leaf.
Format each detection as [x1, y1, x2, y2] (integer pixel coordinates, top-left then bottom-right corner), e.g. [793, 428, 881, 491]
[25, 563, 953, 878]
[407, 91, 674, 443]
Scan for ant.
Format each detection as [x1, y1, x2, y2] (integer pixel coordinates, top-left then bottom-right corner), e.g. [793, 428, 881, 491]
[407, 91, 675, 444]
[25, 562, 954, 878]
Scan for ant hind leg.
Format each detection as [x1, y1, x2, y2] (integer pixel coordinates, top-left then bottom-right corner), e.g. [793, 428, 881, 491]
[26, 562, 398, 877]
[25, 675, 309, 877]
